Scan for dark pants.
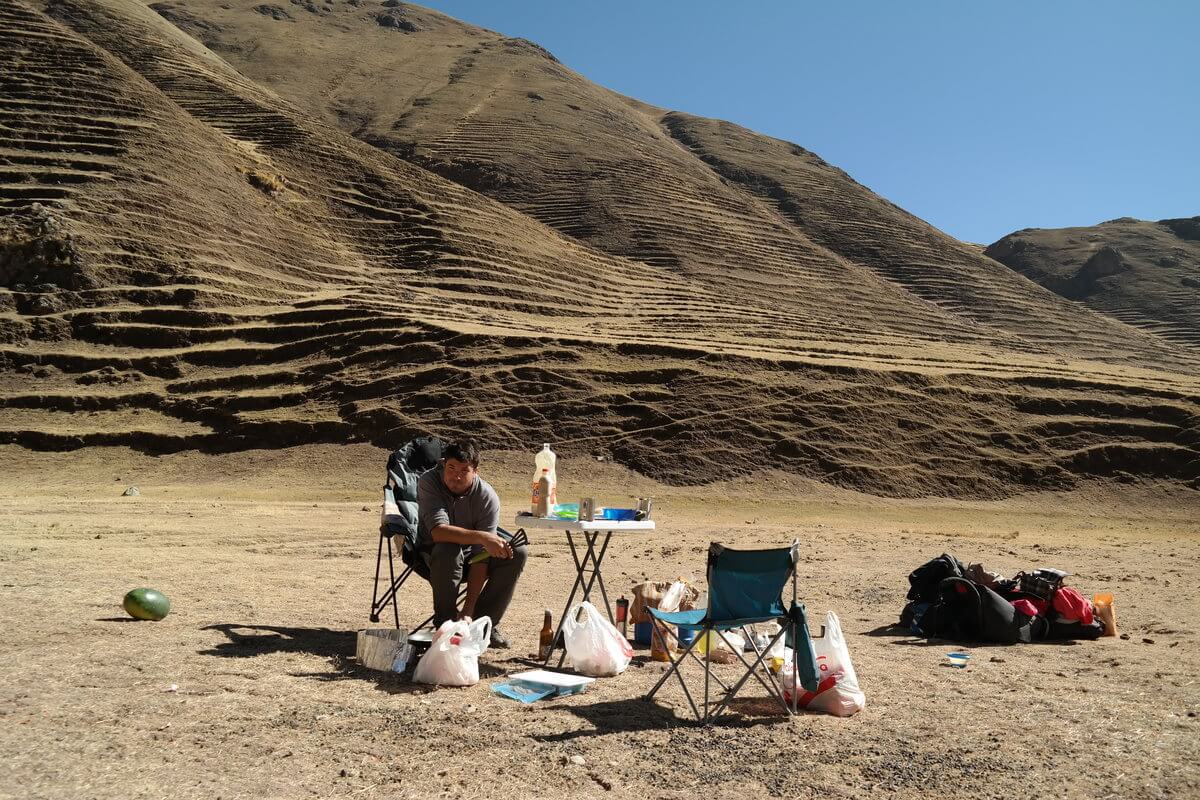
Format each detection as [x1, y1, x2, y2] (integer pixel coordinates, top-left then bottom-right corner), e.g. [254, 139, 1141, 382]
[428, 542, 528, 628]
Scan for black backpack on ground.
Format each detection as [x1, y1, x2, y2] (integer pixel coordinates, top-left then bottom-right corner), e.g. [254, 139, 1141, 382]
[906, 553, 966, 602]
[1044, 618, 1104, 641]
[926, 577, 1041, 643]
[900, 553, 966, 630]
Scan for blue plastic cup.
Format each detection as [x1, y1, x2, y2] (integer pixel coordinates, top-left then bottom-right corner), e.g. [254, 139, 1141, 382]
[677, 627, 698, 648]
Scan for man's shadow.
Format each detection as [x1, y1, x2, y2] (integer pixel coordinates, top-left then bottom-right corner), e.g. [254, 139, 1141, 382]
[199, 623, 508, 695]
[201, 623, 353, 660]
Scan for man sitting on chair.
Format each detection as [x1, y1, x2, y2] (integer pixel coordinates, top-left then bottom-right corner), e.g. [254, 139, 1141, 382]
[417, 438, 527, 648]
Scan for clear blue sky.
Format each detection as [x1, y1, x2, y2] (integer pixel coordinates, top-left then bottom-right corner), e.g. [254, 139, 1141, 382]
[419, 1, 1198, 244]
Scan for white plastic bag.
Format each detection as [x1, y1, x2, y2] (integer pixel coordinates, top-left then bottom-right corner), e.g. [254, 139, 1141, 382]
[781, 611, 865, 717]
[413, 616, 492, 686]
[649, 579, 689, 661]
[659, 580, 687, 613]
[563, 601, 633, 677]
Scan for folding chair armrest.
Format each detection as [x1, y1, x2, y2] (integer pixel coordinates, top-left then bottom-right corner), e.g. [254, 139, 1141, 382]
[787, 602, 821, 693]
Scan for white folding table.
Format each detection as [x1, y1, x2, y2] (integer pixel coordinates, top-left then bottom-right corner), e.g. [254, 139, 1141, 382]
[515, 514, 655, 666]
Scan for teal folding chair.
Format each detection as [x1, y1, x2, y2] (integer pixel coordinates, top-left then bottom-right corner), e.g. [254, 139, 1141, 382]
[645, 542, 820, 724]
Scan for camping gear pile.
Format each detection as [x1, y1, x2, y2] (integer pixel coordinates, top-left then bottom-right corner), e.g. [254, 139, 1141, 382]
[900, 553, 1112, 643]
[362, 437, 867, 719]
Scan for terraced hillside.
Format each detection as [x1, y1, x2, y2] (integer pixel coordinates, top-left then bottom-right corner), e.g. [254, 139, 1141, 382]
[150, 0, 1199, 371]
[987, 217, 1200, 348]
[1, 0, 1198, 495]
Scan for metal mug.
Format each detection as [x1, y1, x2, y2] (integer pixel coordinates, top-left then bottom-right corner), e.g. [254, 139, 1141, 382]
[635, 497, 653, 521]
[579, 497, 596, 521]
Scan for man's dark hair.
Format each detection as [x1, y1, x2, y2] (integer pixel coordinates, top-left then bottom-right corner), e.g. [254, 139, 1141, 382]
[443, 438, 480, 468]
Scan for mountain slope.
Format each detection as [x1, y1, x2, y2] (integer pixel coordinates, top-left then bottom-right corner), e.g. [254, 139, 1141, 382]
[148, 0, 1198, 373]
[987, 217, 1200, 348]
[0, 0, 1197, 495]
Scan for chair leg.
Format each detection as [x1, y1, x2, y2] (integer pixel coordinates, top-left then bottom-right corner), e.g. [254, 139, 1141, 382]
[738, 624, 789, 701]
[791, 620, 799, 714]
[369, 534, 386, 623]
[372, 563, 412, 628]
[369, 535, 408, 628]
[680, 638, 731, 692]
[704, 642, 711, 724]
[387, 537, 400, 629]
[709, 626, 792, 723]
[791, 562, 800, 714]
[645, 620, 704, 721]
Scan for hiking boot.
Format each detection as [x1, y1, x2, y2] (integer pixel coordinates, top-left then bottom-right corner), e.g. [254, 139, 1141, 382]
[489, 628, 511, 649]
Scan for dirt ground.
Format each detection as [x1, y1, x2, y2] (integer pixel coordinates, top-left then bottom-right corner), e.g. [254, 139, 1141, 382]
[1, 444, 1198, 800]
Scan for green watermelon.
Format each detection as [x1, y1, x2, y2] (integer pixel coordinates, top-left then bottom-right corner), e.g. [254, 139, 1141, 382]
[123, 587, 170, 621]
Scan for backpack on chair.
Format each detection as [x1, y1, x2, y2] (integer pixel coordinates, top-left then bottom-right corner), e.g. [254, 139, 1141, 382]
[370, 435, 444, 625]
[382, 436, 444, 578]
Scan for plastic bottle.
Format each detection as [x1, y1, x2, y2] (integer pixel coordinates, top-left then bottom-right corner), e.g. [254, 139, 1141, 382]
[615, 595, 629, 638]
[533, 443, 557, 507]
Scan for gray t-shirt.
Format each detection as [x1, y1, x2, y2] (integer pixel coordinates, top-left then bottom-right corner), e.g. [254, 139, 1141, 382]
[416, 465, 501, 550]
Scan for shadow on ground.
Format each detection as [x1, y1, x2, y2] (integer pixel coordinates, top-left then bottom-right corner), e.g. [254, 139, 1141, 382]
[861, 624, 1082, 648]
[531, 694, 796, 741]
[199, 623, 520, 695]
[201, 623, 354, 659]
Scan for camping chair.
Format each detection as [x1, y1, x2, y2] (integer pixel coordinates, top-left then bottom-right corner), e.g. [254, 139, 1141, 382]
[644, 542, 820, 724]
[367, 436, 451, 629]
[370, 483, 526, 630]
[368, 484, 457, 629]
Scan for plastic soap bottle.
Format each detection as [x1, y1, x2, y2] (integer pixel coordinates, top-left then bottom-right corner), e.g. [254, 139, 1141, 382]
[533, 443, 557, 508]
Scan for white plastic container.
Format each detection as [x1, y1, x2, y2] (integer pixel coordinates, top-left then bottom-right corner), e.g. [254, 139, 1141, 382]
[946, 651, 970, 668]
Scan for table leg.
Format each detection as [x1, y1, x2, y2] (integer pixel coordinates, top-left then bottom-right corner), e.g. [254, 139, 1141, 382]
[579, 531, 614, 622]
[549, 528, 618, 668]
[546, 530, 587, 666]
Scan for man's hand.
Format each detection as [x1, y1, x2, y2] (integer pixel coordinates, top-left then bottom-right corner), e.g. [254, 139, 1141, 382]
[480, 532, 512, 559]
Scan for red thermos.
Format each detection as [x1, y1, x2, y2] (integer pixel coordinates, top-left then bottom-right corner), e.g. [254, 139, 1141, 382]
[616, 595, 629, 638]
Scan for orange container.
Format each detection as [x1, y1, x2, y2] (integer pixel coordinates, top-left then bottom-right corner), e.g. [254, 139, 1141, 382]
[650, 622, 677, 662]
[1093, 592, 1118, 637]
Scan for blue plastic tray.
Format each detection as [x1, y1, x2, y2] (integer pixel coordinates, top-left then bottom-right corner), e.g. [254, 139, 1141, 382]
[598, 508, 637, 521]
